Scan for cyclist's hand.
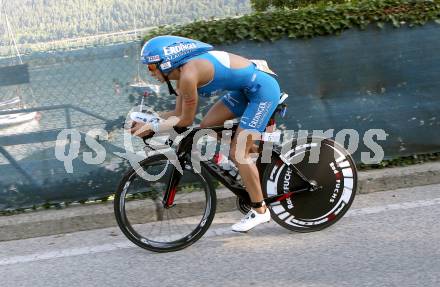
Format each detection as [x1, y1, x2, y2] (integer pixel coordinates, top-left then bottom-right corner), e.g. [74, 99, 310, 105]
[130, 122, 153, 138]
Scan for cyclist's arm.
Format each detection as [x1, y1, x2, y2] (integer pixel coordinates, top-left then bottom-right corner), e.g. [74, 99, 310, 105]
[174, 72, 198, 127]
[131, 75, 198, 137]
[158, 81, 183, 119]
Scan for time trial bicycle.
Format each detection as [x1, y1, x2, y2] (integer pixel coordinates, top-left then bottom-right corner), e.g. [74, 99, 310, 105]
[114, 93, 357, 252]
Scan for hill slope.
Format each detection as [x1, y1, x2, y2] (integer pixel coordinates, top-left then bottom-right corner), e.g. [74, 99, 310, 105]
[1, 0, 250, 44]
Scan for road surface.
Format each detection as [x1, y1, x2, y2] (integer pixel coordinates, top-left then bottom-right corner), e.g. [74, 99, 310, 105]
[0, 184, 439, 287]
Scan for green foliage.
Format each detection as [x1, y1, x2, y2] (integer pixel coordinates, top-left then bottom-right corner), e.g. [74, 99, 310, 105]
[144, 0, 440, 44]
[250, 0, 348, 11]
[0, 0, 251, 45]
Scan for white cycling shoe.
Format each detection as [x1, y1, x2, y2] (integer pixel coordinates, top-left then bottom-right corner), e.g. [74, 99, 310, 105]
[231, 207, 271, 233]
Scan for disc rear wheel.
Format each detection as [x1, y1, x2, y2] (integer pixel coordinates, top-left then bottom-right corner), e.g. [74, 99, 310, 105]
[263, 137, 357, 232]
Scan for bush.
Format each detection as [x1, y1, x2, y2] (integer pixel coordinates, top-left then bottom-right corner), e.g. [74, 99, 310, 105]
[144, 0, 440, 44]
[250, 0, 348, 11]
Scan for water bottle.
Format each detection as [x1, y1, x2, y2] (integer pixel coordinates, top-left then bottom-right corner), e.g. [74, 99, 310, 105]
[214, 153, 241, 180]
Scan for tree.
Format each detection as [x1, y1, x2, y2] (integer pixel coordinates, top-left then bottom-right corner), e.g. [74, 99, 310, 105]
[250, 0, 347, 11]
[1, 0, 251, 45]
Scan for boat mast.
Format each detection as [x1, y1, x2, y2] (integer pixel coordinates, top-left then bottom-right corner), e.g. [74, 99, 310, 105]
[1, 0, 38, 107]
[2, 2, 23, 64]
[134, 0, 141, 81]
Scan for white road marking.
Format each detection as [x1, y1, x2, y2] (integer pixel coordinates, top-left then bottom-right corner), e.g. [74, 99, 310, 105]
[345, 197, 440, 217]
[1, 197, 440, 266]
[0, 242, 133, 266]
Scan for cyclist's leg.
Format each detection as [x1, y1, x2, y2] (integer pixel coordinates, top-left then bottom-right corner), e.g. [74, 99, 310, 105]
[230, 125, 273, 232]
[231, 126, 264, 202]
[200, 91, 247, 128]
[231, 71, 280, 214]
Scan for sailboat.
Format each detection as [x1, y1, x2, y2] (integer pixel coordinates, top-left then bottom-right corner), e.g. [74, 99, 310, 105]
[0, 2, 39, 128]
[0, 97, 39, 127]
[128, 7, 161, 96]
[129, 75, 161, 95]
[0, 96, 20, 108]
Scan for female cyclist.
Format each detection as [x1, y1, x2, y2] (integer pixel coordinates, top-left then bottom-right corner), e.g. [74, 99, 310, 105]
[131, 35, 281, 232]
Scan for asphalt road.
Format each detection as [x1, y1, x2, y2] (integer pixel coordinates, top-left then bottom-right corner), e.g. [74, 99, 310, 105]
[1, 184, 439, 287]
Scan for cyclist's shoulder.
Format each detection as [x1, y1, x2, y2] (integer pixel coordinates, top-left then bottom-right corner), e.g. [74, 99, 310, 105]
[179, 64, 199, 80]
[179, 62, 210, 87]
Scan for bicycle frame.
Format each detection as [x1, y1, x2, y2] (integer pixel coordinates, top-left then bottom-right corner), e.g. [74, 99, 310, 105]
[144, 105, 318, 209]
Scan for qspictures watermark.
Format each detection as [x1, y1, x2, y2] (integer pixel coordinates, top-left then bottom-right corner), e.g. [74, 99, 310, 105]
[54, 124, 388, 181]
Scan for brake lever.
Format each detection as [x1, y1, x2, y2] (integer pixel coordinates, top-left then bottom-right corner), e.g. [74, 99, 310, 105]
[142, 133, 155, 145]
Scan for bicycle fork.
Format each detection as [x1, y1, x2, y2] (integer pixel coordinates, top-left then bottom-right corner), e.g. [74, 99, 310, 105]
[162, 165, 182, 208]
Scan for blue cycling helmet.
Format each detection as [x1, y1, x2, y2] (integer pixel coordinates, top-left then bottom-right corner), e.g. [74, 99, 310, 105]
[141, 35, 213, 74]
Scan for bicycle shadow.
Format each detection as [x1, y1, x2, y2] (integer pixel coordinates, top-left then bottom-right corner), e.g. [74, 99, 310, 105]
[196, 212, 297, 249]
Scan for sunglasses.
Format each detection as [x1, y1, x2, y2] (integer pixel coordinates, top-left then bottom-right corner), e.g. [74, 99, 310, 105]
[148, 64, 157, 72]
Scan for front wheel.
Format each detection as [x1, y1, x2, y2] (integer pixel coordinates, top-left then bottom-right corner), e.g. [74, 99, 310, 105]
[114, 154, 216, 252]
[262, 137, 357, 232]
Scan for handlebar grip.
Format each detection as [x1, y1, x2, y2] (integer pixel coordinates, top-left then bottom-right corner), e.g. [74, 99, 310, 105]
[142, 132, 155, 145]
[173, 126, 189, 134]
